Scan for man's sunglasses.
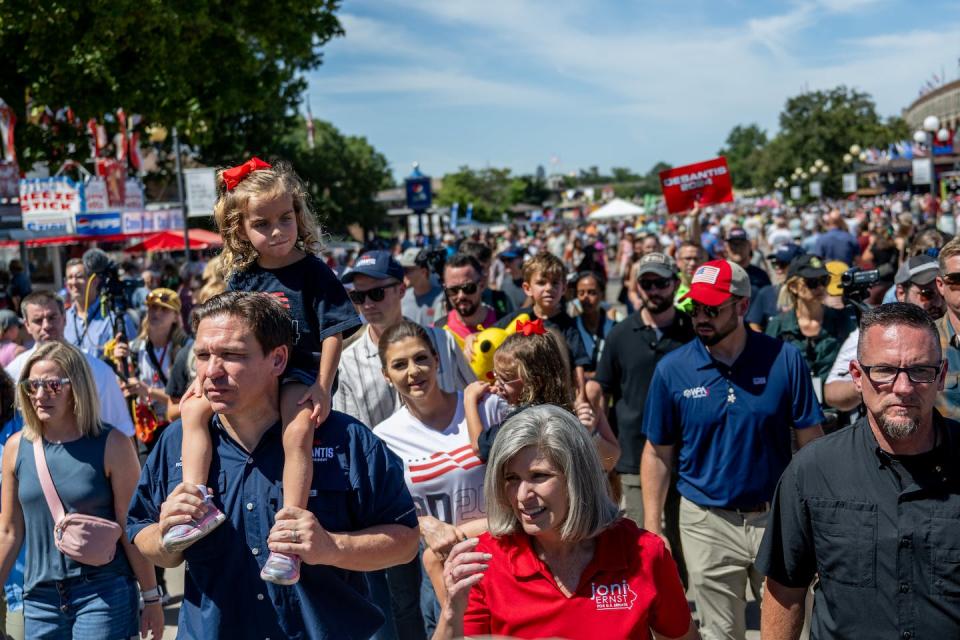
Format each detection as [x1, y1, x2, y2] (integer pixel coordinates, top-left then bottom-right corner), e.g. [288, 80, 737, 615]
[445, 282, 481, 297]
[942, 272, 960, 286]
[690, 300, 736, 318]
[348, 282, 399, 304]
[804, 276, 830, 290]
[638, 277, 673, 291]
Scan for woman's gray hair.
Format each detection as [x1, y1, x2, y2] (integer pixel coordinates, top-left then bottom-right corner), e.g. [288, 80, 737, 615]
[485, 404, 620, 542]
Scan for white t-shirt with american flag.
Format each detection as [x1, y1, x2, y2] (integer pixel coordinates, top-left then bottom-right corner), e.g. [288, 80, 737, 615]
[374, 392, 499, 526]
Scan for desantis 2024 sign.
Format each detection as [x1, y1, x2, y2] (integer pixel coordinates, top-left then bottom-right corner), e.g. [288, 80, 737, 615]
[658, 157, 734, 213]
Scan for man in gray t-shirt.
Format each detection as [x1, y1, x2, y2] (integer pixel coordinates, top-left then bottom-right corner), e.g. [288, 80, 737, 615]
[398, 247, 443, 327]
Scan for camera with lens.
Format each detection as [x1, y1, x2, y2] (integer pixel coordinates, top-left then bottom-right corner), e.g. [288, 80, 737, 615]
[82, 248, 141, 312]
[840, 267, 880, 303]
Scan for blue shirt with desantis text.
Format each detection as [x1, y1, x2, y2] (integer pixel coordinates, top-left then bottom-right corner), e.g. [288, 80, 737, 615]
[642, 330, 824, 509]
[127, 412, 418, 640]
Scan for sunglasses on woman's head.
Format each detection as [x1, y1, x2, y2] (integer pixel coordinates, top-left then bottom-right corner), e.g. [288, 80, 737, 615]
[444, 282, 480, 297]
[348, 283, 399, 304]
[146, 291, 175, 305]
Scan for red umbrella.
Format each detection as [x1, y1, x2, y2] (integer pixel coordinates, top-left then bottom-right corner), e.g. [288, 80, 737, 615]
[124, 229, 222, 253]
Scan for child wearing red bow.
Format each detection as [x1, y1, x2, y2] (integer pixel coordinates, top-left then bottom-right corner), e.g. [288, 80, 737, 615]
[463, 326, 619, 465]
[167, 158, 361, 585]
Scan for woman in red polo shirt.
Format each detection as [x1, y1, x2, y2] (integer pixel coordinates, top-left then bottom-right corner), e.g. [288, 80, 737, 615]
[432, 404, 697, 640]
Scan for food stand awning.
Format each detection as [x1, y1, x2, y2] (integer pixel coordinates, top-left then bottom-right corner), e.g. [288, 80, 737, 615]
[123, 229, 222, 253]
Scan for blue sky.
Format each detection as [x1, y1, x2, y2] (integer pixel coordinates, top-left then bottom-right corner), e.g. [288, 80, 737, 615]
[306, 0, 960, 181]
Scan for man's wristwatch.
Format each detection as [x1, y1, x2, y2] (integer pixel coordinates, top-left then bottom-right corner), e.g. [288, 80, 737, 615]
[141, 585, 164, 601]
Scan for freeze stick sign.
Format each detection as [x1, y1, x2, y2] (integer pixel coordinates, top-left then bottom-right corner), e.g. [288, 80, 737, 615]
[659, 157, 734, 213]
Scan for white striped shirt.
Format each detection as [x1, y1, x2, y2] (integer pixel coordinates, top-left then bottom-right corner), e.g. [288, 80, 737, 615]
[333, 323, 475, 429]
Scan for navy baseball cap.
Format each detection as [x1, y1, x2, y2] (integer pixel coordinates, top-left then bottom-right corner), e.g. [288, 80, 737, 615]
[767, 243, 804, 264]
[726, 228, 749, 242]
[499, 246, 523, 260]
[341, 251, 404, 284]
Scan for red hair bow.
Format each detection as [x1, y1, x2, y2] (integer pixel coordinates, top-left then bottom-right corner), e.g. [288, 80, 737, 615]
[516, 318, 546, 336]
[222, 157, 272, 191]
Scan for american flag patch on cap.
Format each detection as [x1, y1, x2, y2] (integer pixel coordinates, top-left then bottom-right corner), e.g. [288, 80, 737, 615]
[692, 265, 720, 285]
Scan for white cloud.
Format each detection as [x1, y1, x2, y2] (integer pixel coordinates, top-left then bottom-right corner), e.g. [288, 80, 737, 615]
[818, 0, 885, 13]
[317, 65, 567, 108]
[311, 1, 960, 173]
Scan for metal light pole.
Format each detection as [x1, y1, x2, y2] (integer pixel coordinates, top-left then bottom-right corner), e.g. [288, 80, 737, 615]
[172, 126, 191, 264]
[914, 115, 949, 201]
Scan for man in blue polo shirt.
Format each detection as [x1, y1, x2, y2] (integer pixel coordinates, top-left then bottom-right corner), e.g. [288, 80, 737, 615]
[641, 259, 824, 640]
[127, 291, 420, 639]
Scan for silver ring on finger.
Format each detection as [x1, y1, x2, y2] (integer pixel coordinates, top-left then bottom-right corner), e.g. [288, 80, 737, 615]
[291, 529, 299, 543]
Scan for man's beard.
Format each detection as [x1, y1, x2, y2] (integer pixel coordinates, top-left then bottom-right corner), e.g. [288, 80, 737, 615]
[875, 411, 919, 440]
[643, 295, 673, 314]
[455, 299, 479, 318]
[696, 318, 737, 347]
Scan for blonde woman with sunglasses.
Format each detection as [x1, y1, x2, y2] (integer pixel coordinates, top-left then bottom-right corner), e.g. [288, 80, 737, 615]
[766, 254, 856, 383]
[0, 342, 163, 639]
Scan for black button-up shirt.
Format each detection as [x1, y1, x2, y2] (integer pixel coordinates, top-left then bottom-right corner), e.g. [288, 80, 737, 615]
[757, 412, 960, 639]
[593, 310, 694, 475]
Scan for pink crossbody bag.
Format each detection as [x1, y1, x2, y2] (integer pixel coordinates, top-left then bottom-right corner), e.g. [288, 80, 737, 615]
[32, 436, 122, 566]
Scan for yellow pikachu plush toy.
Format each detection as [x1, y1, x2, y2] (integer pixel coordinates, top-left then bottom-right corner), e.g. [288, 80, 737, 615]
[467, 313, 531, 382]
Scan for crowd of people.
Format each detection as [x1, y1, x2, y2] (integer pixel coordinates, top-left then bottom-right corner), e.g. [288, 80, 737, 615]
[0, 155, 954, 639]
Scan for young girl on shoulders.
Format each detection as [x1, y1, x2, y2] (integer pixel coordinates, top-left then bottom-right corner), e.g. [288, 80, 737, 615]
[166, 158, 360, 585]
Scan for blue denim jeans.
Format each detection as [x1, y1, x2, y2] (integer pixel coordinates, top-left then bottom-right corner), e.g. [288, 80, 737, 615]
[24, 572, 138, 640]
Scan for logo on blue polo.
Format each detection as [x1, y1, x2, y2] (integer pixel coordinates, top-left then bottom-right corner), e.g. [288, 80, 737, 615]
[683, 386, 709, 399]
[313, 446, 335, 462]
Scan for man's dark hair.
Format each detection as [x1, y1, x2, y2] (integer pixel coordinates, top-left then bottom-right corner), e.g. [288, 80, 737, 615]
[191, 291, 294, 355]
[857, 302, 940, 361]
[444, 253, 484, 279]
[574, 270, 607, 291]
[459, 241, 493, 266]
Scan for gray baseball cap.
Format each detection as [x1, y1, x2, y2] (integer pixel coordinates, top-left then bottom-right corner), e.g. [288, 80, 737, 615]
[894, 254, 939, 285]
[636, 253, 677, 279]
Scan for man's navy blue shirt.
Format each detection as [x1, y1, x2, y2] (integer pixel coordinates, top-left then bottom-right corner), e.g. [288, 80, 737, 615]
[127, 412, 418, 640]
[813, 228, 860, 265]
[643, 330, 824, 509]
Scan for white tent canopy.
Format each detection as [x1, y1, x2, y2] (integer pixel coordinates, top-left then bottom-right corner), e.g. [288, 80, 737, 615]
[587, 198, 645, 220]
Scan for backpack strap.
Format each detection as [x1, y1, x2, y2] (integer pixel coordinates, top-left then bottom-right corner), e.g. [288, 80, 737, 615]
[32, 436, 66, 524]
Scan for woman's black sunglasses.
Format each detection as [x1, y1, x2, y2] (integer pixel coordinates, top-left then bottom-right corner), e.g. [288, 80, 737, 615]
[348, 283, 399, 304]
[804, 276, 830, 290]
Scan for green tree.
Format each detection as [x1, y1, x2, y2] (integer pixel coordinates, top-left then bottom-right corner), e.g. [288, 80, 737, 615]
[642, 161, 672, 195]
[717, 124, 767, 190]
[752, 86, 908, 196]
[0, 0, 343, 169]
[436, 166, 516, 221]
[286, 118, 392, 232]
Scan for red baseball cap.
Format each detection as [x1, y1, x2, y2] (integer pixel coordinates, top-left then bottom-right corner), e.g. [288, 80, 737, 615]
[681, 259, 751, 306]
